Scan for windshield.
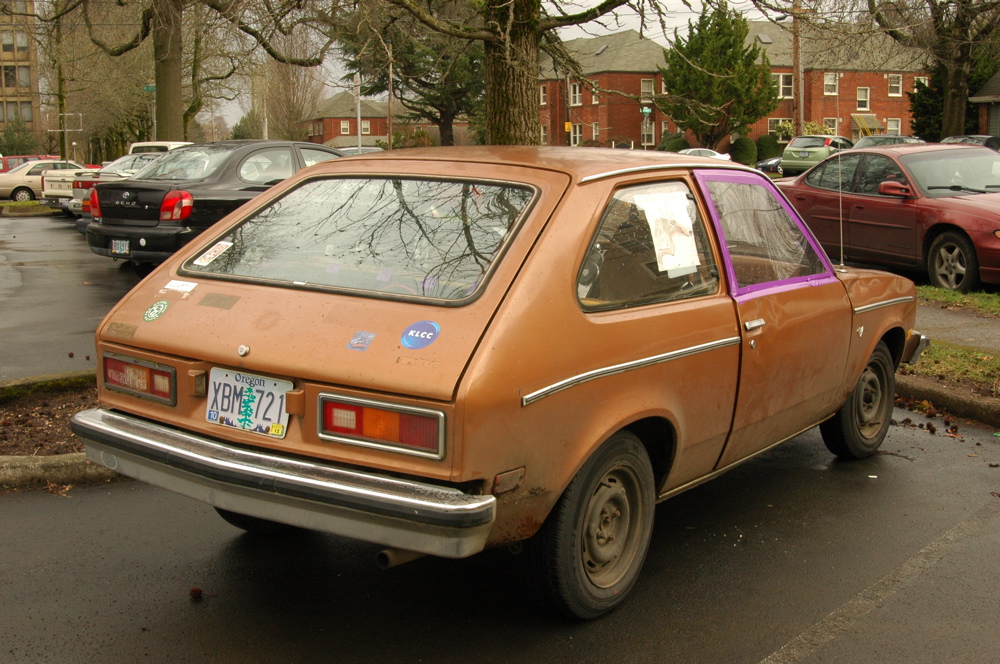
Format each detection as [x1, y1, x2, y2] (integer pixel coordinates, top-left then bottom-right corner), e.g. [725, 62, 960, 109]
[899, 148, 1000, 198]
[183, 176, 535, 302]
[131, 144, 235, 181]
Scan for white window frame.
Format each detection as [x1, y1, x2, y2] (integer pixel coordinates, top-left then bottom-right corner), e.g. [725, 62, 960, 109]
[824, 73, 838, 96]
[640, 78, 654, 101]
[768, 117, 793, 141]
[857, 87, 870, 111]
[591, 80, 599, 104]
[640, 118, 654, 147]
[823, 118, 839, 134]
[772, 73, 793, 99]
[886, 118, 901, 136]
[570, 83, 582, 106]
[540, 124, 547, 145]
[914, 76, 929, 91]
[592, 122, 599, 140]
[571, 123, 582, 146]
[340, 120, 350, 134]
[540, 85, 547, 106]
[361, 120, 371, 135]
[661, 79, 668, 95]
[888, 74, 903, 97]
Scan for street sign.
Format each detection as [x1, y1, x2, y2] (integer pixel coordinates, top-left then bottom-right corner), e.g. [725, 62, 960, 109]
[640, 106, 652, 115]
[143, 85, 156, 92]
[564, 121, 572, 132]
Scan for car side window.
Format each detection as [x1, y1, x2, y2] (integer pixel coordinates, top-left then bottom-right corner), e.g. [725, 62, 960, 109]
[704, 179, 826, 288]
[805, 153, 861, 191]
[301, 148, 340, 167]
[239, 148, 294, 183]
[577, 181, 719, 311]
[28, 164, 47, 175]
[856, 155, 907, 195]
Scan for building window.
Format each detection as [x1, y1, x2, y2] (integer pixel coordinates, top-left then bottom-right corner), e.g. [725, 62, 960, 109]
[6, 101, 19, 122]
[857, 87, 870, 110]
[570, 82, 582, 106]
[16, 65, 28, 88]
[13, 1, 26, 12]
[540, 85, 547, 106]
[768, 117, 793, 141]
[571, 123, 582, 146]
[824, 118, 839, 134]
[641, 118, 654, 146]
[591, 81, 599, 104]
[914, 76, 929, 91]
[361, 120, 371, 135]
[340, 120, 350, 134]
[540, 124, 547, 145]
[886, 118, 901, 135]
[772, 73, 793, 99]
[824, 73, 838, 95]
[661, 79, 668, 95]
[640, 78, 654, 101]
[1, 33, 11, 53]
[888, 74, 902, 97]
[15, 33, 26, 52]
[592, 122, 599, 140]
[19, 100, 30, 122]
[2, 66, 14, 88]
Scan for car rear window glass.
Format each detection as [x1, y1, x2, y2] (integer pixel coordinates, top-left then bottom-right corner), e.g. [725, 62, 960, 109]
[183, 176, 535, 302]
[788, 137, 829, 148]
[131, 144, 236, 181]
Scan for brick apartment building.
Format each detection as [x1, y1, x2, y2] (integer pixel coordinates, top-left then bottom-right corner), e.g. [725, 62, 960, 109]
[539, 24, 927, 150]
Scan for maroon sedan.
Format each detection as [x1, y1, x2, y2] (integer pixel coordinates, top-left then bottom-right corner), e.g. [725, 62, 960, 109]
[777, 143, 1000, 291]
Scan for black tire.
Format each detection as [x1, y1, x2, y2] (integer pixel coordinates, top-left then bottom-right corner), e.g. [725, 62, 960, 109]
[11, 187, 34, 202]
[526, 431, 655, 619]
[927, 231, 979, 292]
[214, 507, 302, 536]
[820, 340, 895, 460]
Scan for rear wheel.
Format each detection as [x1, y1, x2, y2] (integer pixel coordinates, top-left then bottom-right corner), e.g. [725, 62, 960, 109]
[927, 231, 979, 292]
[527, 431, 655, 619]
[11, 187, 34, 202]
[214, 507, 303, 536]
[820, 340, 894, 460]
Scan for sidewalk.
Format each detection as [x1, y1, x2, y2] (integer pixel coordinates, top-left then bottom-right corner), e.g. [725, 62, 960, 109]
[2, 305, 998, 491]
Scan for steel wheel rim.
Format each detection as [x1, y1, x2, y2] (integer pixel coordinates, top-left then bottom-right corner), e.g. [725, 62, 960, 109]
[933, 242, 967, 289]
[581, 464, 645, 589]
[855, 363, 887, 439]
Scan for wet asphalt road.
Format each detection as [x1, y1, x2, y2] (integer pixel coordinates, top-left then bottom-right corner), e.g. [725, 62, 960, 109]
[0, 216, 140, 381]
[2, 413, 999, 663]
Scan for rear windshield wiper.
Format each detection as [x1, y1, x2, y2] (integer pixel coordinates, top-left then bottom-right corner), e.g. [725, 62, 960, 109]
[925, 184, 987, 194]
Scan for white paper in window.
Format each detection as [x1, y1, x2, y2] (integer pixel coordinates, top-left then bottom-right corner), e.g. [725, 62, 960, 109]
[634, 192, 700, 276]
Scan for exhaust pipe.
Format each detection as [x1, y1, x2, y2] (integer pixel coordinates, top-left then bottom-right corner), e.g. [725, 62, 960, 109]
[376, 548, 425, 569]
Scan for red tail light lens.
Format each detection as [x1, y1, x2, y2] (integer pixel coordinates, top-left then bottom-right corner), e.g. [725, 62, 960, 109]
[824, 138, 833, 146]
[320, 395, 443, 458]
[160, 190, 193, 221]
[89, 188, 101, 219]
[73, 180, 97, 190]
[103, 353, 176, 405]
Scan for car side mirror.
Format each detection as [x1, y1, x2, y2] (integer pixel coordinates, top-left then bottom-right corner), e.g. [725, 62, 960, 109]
[877, 181, 914, 198]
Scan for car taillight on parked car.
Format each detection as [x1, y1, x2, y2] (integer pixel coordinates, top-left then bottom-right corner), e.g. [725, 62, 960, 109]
[319, 395, 442, 458]
[103, 353, 175, 405]
[89, 189, 101, 219]
[160, 190, 193, 221]
[73, 180, 97, 190]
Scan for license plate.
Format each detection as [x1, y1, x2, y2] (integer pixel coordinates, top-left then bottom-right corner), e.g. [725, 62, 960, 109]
[111, 239, 130, 255]
[206, 368, 292, 438]
[798, 151, 810, 158]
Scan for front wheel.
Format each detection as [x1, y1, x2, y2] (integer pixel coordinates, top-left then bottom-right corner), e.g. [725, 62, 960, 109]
[526, 431, 655, 619]
[11, 187, 34, 202]
[927, 231, 979, 292]
[820, 340, 895, 460]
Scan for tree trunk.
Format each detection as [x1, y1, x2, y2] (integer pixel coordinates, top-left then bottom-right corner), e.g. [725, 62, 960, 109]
[439, 108, 455, 146]
[482, 0, 540, 145]
[940, 58, 971, 138]
[152, 0, 185, 140]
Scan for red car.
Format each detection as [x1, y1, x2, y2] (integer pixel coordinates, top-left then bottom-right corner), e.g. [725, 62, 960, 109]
[777, 143, 1000, 291]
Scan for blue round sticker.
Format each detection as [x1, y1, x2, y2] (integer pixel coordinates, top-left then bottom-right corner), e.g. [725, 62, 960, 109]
[401, 321, 440, 350]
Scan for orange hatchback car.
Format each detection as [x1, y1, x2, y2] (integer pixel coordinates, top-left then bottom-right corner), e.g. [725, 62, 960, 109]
[72, 147, 928, 618]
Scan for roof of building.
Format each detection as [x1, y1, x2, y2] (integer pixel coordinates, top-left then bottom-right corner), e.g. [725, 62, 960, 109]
[745, 20, 925, 72]
[970, 71, 1000, 103]
[309, 91, 388, 120]
[539, 30, 666, 78]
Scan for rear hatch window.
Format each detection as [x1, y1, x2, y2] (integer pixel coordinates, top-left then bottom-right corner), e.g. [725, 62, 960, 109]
[132, 144, 235, 181]
[788, 137, 829, 149]
[182, 176, 535, 303]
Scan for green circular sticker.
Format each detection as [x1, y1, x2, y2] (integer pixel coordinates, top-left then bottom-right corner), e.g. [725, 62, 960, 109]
[144, 300, 169, 322]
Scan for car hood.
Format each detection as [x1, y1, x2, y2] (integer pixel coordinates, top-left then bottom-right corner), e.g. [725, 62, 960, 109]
[935, 191, 1000, 218]
[98, 270, 498, 403]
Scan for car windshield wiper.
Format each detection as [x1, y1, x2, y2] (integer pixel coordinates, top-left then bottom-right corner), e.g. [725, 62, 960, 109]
[985, 184, 1000, 189]
[925, 184, 987, 194]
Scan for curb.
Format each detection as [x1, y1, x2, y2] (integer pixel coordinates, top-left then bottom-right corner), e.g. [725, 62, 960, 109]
[2, 370, 997, 492]
[1, 205, 62, 217]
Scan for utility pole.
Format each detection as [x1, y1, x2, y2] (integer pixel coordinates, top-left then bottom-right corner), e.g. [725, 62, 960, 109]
[387, 44, 393, 150]
[354, 73, 362, 151]
[792, 0, 804, 136]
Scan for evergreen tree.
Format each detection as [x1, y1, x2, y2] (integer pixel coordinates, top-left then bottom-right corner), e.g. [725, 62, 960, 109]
[0, 119, 39, 155]
[657, 2, 779, 150]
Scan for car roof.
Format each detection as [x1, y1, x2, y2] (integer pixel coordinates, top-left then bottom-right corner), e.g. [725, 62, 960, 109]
[841, 143, 984, 156]
[311, 145, 753, 182]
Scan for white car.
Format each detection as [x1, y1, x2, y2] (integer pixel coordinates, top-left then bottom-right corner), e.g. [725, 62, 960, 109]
[677, 148, 732, 161]
[0, 159, 87, 201]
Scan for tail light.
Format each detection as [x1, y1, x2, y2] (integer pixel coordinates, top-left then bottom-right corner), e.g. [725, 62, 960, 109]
[82, 195, 90, 214]
[824, 138, 833, 146]
[103, 353, 176, 405]
[160, 190, 193, 221]
[319, 394, 443, 458]
[89, 188, 101, 219]
[73, 180, 97, 190]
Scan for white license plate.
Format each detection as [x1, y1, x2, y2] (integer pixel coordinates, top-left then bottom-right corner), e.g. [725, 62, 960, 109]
[206, 368, 292, 438]
[798, 151, 810, 158]
[111, 239, 130, 255]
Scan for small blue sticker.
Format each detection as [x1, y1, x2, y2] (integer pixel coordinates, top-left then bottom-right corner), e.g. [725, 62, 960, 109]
[401, 321, 440, 350]
[347, 331, 376, 351]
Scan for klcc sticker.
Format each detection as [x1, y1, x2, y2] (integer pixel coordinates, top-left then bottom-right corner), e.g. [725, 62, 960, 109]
[401, 321, 440, 349]
[347, 331, 376, 351]
[143, 300, 169, 322]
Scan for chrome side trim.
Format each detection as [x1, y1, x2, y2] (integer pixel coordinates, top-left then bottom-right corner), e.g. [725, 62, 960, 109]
[853, 296, 914, 315]
[71, 408, 495, 559]
[579, 162, 757, 184]
[521, 337, 741, 406]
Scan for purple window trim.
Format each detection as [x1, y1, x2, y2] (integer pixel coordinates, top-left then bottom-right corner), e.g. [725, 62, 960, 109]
[692, 169, 837, 300]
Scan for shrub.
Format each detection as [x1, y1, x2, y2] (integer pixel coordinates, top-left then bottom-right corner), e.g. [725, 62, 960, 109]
[756, 134, 781, 159]
[662, 137, 690, 153]
[729, 136, 757, 165]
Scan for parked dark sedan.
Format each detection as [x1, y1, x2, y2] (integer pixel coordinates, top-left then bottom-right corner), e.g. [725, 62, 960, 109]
[940, 135, 1000, 151]
[777, 143, 1000, 291]
[86, 140, 343, 270]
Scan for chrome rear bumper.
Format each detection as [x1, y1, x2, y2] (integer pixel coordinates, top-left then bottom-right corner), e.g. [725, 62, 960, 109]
[71, 408, 495, 558]
[903, 330, 930, 365]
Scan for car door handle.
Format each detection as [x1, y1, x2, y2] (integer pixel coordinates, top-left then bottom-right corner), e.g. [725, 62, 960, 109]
[744, 318, 766, 331]
[794, 195, 806, 201]
[854, 204, 864, 209]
